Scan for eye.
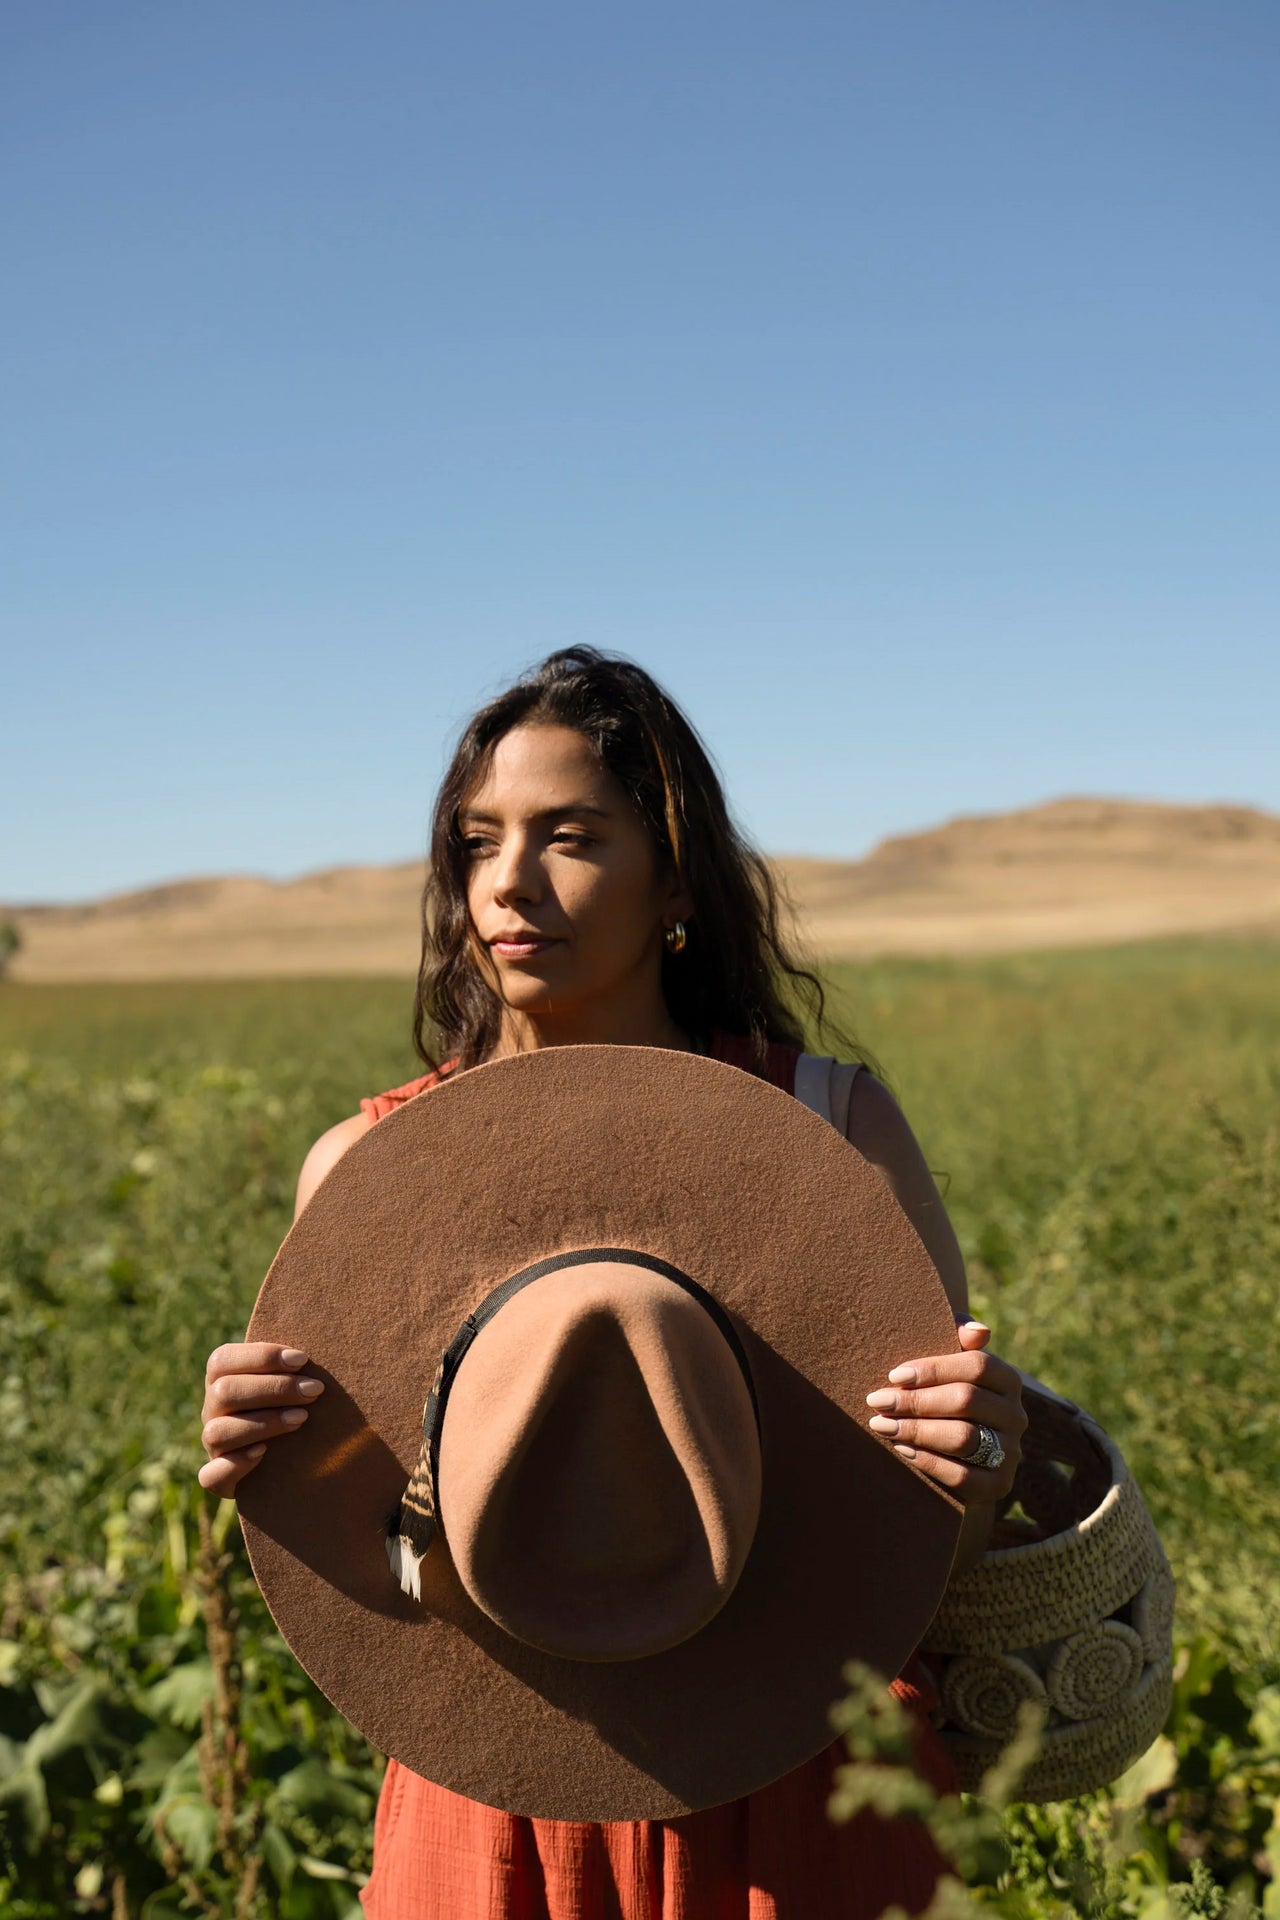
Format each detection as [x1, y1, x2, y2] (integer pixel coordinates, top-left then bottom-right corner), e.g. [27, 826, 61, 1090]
[461, 834, 495, 858]
[550, 830, 594, 849]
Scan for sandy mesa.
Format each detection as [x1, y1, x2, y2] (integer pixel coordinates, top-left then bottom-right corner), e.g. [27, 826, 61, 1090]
[6, 797, 1280, 982]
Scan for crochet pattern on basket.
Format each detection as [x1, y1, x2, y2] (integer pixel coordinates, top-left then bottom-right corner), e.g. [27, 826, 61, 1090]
[922, 1381, 1175, 1801]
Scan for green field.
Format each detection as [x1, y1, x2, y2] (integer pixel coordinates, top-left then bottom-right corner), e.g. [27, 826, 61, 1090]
[2, 947, 1278, 1916]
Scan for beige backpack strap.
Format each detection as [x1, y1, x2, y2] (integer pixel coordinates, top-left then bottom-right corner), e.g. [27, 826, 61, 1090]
[828, 1059, 863, 1139]
[793, 1053, 865, 1140]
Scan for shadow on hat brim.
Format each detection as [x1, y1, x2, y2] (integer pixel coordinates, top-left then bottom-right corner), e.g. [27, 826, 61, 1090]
[240, 1045, 963, 1821]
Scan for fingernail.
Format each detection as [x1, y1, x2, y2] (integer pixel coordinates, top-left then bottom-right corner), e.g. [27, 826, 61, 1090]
[280, 1349, 308, 1368]
[866, 1388, 897, 1411]
[281, 1407, 309, 1427]
[888, 1364, 917, 1385]
[893, 1442, 917, 1459]
[296, 1378, 324, 1399]
[869, 1414, 900, 1436]
[247, 1443, 266, 1459]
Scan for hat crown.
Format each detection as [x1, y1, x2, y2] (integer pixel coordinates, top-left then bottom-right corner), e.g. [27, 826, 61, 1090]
[436, 1256, 763, 1662]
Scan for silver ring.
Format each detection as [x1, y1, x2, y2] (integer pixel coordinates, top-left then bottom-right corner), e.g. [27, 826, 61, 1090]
[961, 1424, 1005, 1470]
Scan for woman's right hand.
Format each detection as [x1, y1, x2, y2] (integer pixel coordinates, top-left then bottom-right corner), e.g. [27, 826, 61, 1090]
[198, 1343, 325, 1496]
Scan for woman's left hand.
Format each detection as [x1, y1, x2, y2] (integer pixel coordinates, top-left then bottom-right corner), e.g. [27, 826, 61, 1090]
[866, 1318, 1026, 1506]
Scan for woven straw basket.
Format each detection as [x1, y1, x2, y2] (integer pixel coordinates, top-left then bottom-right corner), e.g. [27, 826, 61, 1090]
[920, 1371, 1175, 1801]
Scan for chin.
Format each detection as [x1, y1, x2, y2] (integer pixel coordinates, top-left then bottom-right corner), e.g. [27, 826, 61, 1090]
[496, 966, 576, 1009]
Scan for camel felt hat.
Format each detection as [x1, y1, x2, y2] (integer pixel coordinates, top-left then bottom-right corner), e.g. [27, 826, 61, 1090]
[239, 1045, 964, 1822]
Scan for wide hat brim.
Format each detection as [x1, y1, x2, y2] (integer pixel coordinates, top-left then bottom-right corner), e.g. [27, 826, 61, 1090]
[240, 1046, 963, 1821]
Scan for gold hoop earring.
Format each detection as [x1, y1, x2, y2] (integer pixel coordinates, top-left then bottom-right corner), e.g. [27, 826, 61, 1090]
[664, 920, 687, 955]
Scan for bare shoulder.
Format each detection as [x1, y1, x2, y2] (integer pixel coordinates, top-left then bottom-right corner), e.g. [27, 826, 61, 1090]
[294, 1112, 375, 1221]
[844, 1070, 968, 1317]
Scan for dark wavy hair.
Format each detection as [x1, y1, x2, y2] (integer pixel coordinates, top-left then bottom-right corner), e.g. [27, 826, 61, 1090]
[413, 648, 862, 1071]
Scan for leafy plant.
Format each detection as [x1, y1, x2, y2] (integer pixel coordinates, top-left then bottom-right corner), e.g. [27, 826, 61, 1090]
[0, 1474, 381, 1917]
[829, 1656, 1280, 1919]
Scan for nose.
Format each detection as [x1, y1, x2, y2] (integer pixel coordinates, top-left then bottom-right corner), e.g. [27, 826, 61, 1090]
[490, 829, 543, 909]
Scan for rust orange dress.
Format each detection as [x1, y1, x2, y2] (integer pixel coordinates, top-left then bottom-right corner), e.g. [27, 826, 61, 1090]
[357, 1035, 959, 1920]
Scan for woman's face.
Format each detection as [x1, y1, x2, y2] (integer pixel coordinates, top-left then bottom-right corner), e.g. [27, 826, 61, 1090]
[460, 722, 691, 1042]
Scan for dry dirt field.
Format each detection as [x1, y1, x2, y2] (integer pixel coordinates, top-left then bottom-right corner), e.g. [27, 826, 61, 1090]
[9, 797, 1280, 981]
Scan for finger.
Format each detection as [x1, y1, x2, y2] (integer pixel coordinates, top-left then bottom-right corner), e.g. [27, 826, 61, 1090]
[197, 1444, 266, 1496]
[202, 1370, 325, 1420]
[202, 1407, 310, 1456]
[955, 1321, 991, 1348]
[887, 1347, 1022, 1396]
[205, 1342, 309, 1386]
[867, 1382, 1023, 1429]
[890, 1443, 1016, 1500]
[882, 1416, 1023, 1461]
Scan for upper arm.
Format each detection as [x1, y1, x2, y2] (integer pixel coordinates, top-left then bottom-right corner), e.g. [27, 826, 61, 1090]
[843, 1071, 969, 1319]
[294, 1112, 375, 1221]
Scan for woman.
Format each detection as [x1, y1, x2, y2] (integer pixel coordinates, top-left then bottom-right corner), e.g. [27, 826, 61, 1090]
[200, 648, 1027, 1919]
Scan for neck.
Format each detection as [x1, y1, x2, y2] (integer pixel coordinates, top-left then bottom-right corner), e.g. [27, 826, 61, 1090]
[488, 986, 693, 1060]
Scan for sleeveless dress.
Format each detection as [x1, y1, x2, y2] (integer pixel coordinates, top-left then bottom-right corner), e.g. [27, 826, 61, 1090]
[357, 1034, 959, 1920]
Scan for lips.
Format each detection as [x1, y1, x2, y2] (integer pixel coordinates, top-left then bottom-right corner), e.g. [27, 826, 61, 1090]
[489, 933, 560, 960]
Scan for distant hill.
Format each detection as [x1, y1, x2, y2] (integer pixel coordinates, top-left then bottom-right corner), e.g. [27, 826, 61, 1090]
[7, 798, 1280, 981]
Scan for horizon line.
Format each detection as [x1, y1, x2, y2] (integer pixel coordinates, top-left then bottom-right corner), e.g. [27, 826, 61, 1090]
[7, 790, 1277, 914]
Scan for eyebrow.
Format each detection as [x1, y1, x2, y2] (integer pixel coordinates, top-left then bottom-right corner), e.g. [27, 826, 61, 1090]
[457, 803, 613, 826]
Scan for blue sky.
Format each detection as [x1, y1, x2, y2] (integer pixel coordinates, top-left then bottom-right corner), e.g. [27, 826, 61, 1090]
[5, 0, 1277, 901]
